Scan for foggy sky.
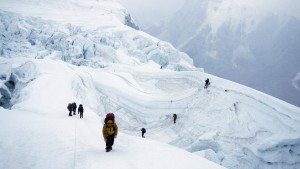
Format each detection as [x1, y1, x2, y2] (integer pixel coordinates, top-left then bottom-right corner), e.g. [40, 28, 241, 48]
[117, 0, 300, 28]
[116, 0, 185, 27]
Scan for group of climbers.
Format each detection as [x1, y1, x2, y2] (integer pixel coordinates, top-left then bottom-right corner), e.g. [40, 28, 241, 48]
[66, 98, 185, 152]
[101, 112, 178, 152]
[140, 113, 177, 138]
[68, 78, 209, 152]
[67, 102, 117, 152]
[67, 102, 84, 118]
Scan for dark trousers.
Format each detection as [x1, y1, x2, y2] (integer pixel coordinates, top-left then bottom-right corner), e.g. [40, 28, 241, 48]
[79, 112, 83, 118]
[142, 132, 145, 137]
[69, 110, 72, 116]
[106, 135, 115, 150]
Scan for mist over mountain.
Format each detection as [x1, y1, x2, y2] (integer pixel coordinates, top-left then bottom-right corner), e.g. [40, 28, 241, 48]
[119, 0, 300, 107]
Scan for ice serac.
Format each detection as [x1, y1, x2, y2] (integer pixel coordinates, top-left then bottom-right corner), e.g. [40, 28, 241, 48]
[0, 0, 300, 169]
[0, 10, 195, 71]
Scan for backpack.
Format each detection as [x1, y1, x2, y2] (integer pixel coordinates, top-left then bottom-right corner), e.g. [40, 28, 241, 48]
[173, 114, 177, 119]
[67, 103, 72, 110]
[104, 113, 115, 124]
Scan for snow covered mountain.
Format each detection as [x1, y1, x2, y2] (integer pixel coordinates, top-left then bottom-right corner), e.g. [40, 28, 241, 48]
[1, 0, 300, 169]
[123, 0, 300, 108]
[0, 58, 224, 169]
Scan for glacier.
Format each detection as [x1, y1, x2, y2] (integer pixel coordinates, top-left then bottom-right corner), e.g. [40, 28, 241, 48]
[0, 0, 300, 169]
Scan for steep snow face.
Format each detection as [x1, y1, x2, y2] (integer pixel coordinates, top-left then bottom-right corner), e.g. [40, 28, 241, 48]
[127, 0, 300, 107]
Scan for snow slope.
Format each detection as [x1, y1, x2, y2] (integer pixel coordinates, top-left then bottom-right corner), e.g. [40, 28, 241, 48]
[1, 0, 300, 169]
[1, 53, 300, 169]
[0, 58, 224, 169]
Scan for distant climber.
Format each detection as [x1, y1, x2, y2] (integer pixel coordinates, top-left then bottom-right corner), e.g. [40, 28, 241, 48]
[204, 78, 210, 89]
[78, 104, 84, 119]
[72, 102, 77, 115]
[160, 65, 162, 69]
[173, 113, 177, 124]
[67, 103, 72, 116]
[102, 113, 118, 152]
[141, 128, 146, 138]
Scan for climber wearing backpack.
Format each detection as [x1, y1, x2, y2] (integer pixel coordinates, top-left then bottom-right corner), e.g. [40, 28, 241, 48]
[78, 104, 84, 119]
[72, 102, 77, 115]
[204, 78, 210, 89]
[102, 113, 118, 152]
[173, 113, 177, 124]
[141, 128, 146, 138]
[67, 103, 72, 116]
